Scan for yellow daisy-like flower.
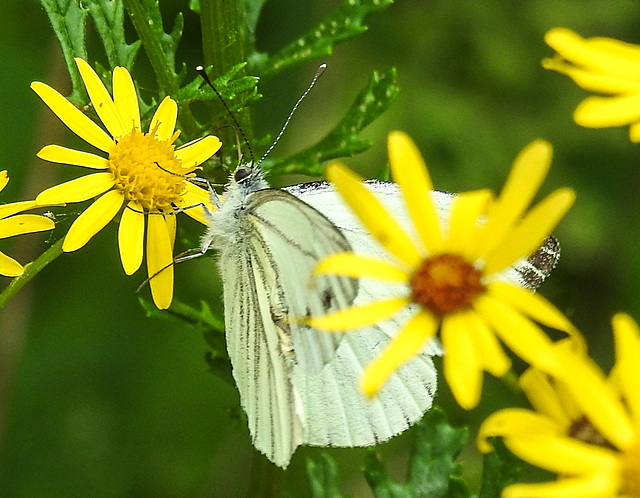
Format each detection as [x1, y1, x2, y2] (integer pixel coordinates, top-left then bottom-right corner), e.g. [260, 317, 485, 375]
[478, 313, 640, 497]
[32, 58, 221, 309]
[0, 171, 55, 277]
[307, 131, 581, 409]
[543, 27, 640, 142]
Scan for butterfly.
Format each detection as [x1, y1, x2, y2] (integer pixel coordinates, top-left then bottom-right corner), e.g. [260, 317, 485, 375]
[191, 65, 559, 467]
[195, 161, 559, 467]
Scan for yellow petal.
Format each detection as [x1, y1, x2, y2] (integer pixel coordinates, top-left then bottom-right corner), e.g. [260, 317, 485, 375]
[361, 310, 438, 397]
[574, 94, 640, 128]
[112, 66, 140, 132]
[486, 282, 580, 341]
[629, 120, 640, 142]
[483, 188, 575, 275]
[146, 214, 174, 310]
[63, 190, 124, 252]
[503, 474, 619, 498]
[475, 140, 553, 261]
[387, 131, 443, 254]
[118, 201, 145, 275]
[306, 297, 409, 332]
[36, 172, 115, 204]
[553, 346, 635, 451]
[37, 145, 109, 169]
[462, 310, 511, 377]
[445, 189, 492, 258]
[612, 313, 640, 427]
[0, 214, 54, 238]
[0, 200, 37, 219]
[477, 408, 563, 453]
[0, 171, 8, 191]
[181, 183, 215, 225]
[314, 252, 409, 283]
[30, 81, 113, 152]
[150, 96, 177, 141]
[326, 161, 422, 268]
[175, 136, 222, 170]
[545, 28, 640, 80]
[519, 368, 573, 428]
[75, 58, 127, 138]
[441, 313, 483, 409]
[473, 293, 559, 373]
[0, 251, 24, 277]
[542, 56, 640, 94]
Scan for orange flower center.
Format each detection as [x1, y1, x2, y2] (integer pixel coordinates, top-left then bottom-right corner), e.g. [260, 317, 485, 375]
[410, 254, 485, 317]
[622, 438, 640, 497]
[108, 127, 191, 211]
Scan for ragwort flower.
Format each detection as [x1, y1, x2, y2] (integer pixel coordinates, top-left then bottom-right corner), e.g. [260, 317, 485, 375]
[543, 27, 640, 142]
[478, 313, 640, 497]
[32, 58, 221, 309]
[0, 171, 55, 277]
[307, 131, 580, 409]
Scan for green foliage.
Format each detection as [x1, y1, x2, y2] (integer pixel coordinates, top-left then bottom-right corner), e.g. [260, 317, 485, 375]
[307, 453, 344, 498]
[265, 68, 399, 176]
[250, 0, 394, 78]
[85, 0, 141, 69]
[36, 0, 89, 104]
[363, 408, 468, 498]
[478, 438, 522, 498]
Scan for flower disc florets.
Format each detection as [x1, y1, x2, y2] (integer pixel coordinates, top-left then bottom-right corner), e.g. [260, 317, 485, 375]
[108, 128, 189, 211]
[410, 253, 485, 317]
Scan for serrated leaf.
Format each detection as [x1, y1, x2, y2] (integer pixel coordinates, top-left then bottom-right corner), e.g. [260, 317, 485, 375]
[252, 0, 393, 78]
[363, 408, 469, 498]
[85, 0, 141, 69]
[36, 0, 89, 105]
[264, 68, 399, 177]
[307, 454, 344, 498]
[123, 0, 185, 93]
[478, 437, 522, 498]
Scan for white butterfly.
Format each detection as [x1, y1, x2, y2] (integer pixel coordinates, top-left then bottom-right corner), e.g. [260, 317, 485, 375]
[196, 161, 558, 468]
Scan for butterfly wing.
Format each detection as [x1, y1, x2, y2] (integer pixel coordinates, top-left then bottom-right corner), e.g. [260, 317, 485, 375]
[221, 187, 357, 467]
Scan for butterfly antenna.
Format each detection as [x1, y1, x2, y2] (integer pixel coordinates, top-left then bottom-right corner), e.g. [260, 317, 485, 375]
[257, 63, 326, 167]
[196, 65, 255, 164]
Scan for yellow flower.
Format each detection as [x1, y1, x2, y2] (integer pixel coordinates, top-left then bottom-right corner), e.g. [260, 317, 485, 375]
[307, 131, 581, 409]
[0, 171, 55, 276]
[32, 58, 221, 309]
[543, 27, 640, 142]
[478, 313, 640, 497]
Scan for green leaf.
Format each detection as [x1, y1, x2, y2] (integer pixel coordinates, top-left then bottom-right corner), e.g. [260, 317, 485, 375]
[307, 454, 344, 498]
[264, 68, 399, 177]
[85, 0, 141, 69]
[478, 437, 522, 498]
[176, 63, 260, 116]
[251, 0, 393, 78]
[36, 0, 89, 105]
[123, 0, 185, 94]
[363, 407, 470, 498]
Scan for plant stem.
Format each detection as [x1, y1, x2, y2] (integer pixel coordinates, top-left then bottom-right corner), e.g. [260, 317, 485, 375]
[199, 0, 252, 145]
[123, 0, 200, 138]
[0, 238, 63, 311]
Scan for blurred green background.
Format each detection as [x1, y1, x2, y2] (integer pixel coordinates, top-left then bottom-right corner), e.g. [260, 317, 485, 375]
[2, 0, 640, 496]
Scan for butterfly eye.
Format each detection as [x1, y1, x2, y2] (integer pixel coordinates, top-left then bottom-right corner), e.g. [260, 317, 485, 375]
[234, 167, 250, 182]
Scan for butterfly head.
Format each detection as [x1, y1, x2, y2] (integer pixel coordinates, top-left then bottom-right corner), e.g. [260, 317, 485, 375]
[230, 161, 269, 194]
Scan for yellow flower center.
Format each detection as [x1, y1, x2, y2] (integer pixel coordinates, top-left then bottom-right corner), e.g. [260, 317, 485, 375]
[108, 127, 190, 211]
[622, 438, 640, 497]
[410, 254, 485, 317]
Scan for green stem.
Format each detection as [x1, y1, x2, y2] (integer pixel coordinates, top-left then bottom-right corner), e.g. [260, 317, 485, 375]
[123, 0, 199, 138]
[199, 0, 252, 146]
[0, 238, 64, 310]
